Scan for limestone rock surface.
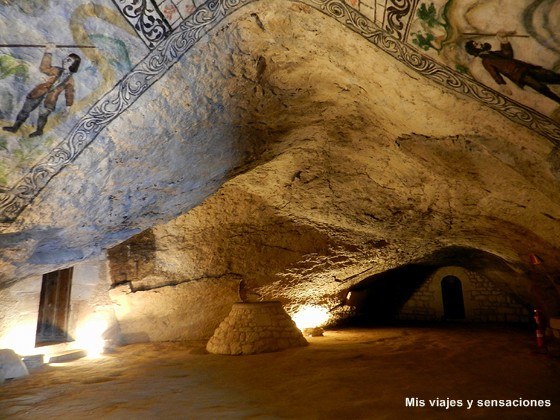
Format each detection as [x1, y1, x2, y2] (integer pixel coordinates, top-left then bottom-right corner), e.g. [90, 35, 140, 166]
[0, 1, 558, 320]
[109, 277, 240, 343]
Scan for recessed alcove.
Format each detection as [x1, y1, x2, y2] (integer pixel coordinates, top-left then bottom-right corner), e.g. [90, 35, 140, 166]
[344, 247, 534, 326]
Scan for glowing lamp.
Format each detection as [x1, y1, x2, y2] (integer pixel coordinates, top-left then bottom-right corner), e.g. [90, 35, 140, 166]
[291, 305, 330, 330]
[74, 314, 108, 358]
[0, 320, 38, 356]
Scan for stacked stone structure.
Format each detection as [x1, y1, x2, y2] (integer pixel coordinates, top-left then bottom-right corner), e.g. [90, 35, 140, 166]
[206, 302, 308, 355]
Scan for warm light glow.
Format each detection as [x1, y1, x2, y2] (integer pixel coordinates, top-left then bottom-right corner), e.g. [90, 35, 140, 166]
[75, 314, 108, 358]
[291, 305, 330, 330]
[0, 320, 38, 355]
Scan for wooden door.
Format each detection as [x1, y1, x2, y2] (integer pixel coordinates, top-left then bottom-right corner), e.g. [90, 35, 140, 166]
[35, 268, 73, 346]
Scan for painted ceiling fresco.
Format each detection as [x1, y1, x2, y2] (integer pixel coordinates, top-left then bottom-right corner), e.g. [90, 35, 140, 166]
[0, 0, 559, 224]
[409, 0, 560, 118]
[348, 1, 560, 114]
[0, 0, 147, 191]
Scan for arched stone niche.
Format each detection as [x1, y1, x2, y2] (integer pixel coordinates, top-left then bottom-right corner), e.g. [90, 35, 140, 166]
[398, 266, 531, 323]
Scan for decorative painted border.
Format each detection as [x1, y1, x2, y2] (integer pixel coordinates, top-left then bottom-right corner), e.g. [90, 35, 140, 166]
[112, 0, 172, 49]
[1, 0, 559, 224]
[0, 0, 250, 223]
[308, 0, 560, 143]
[383, 0, 419, 41]
[113, 0, 420, 50]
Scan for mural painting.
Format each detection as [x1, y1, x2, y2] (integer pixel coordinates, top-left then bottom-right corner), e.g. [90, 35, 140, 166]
[0, 0, 210, 221]
[0, 0, 146, 192]
[0, 0, 559, 222]
[3, 44, 82, 138]
[465, 31, 560, 105]
[342, 0, 421, 41]
[111, 0, 204, 49]
[407, 0, 560, 119]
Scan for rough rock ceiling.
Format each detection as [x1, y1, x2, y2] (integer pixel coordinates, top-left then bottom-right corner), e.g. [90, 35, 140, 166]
[0, 1, 559, 311]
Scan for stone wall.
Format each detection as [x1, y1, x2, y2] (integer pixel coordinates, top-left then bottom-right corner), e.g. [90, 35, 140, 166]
[107, 230, 157, 286]
[109, 276, 240, 343]
[466, 270, 530, 323]
[398, 266, 531, 323]
[0, 257, 118, 355]
[397, 279, 439, 321]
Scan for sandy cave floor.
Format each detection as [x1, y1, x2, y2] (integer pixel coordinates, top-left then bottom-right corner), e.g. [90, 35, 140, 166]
[1, 325, 560, 419]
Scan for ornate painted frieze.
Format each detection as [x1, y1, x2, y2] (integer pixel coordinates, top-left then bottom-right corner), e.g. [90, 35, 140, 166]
[112, 0, 205, 48]
[112, 0, 172, 49]
[1, 0, 559, 224]
[342, 0, 419, 41]
[383, 0, 419, 41]
[308, 0, 560, 143]
[0, 0, 251, 223]
[114, 0, 419, 49]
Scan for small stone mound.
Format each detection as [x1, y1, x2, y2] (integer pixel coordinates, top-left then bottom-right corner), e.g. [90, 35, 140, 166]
[206, 301, 308, 355]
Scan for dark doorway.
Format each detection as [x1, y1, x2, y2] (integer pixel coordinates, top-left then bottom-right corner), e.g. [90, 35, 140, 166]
[344, 264, 437, 325]
[35, 267, 73, 346]
[441, 275, 465, 319]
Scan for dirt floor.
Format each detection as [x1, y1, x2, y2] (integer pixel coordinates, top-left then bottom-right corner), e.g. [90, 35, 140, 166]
[1, 325, 560, 419]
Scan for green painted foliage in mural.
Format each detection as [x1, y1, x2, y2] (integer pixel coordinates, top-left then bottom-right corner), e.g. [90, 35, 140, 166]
[0, 136, 9, 187]
[412, 33, 437, 51]
[455, 63, 468, 74]
[12, 135, 56, 167]
[412, 1, 453, 53]
[0, 55, 28, 81]
[0, 133, 56, 188]
[417, 3, 444, 28]
[0, 173, 7, 188]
